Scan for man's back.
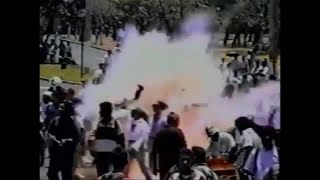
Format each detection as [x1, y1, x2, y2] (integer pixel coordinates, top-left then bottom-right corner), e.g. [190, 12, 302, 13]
[154, 126, 187, 158]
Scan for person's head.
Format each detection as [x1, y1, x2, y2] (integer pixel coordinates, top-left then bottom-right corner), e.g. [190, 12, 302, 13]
[98, 63, 105, 70]
[107, 50, 112, 56]
[269, 74, 277, 81]
[235, 116, 252, 132]
[262, 59, 268, 67]
[67, 41, 70, 46]
[167, 112, 180, 127]
[66, 88, 75, 100]
[221, 58, 225, 63]
[99, 101, 113, 120]
[157, 101, 168, 111]
[191, 146, 206, 164]
[51, 92, 60, 105]
[42, 91, 52, 103]
[51, 39, 55, 44]
[255, 60, 260, 66]
[178, 148, 193, 174]
[55, 86, 66, 101]
[206, 126, 219, 138]
[243, 74, 248, 81]
[261, 127, 275, 150]
[112, 147, 128, 171]
[60, 101, 75, 117]
[131, 109, 141, 120]
[152, 103, 162, 114]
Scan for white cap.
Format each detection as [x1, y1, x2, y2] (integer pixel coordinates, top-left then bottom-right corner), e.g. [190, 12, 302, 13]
[43, 91, 53, 97]
[50, 76, 63, 86]
[206, 126, 219, 136]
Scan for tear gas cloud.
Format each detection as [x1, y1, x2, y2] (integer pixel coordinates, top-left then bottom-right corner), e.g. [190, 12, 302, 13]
[76, 13, 280, 148]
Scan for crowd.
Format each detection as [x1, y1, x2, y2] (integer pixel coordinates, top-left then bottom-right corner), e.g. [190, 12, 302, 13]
[40, 47, 280, 180]
[40, 38, 74, 65]
[220, 49, 279, 99]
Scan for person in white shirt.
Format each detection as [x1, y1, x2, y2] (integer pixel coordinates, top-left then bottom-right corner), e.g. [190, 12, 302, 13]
[235, 116, 262, 149]
[206, 127, 236, 158]
[255, 59, 270, 81]
[40, 91, 53, 123]
[103, 50, 113, 65]
[128, 108, 152, 180]
[92, 63, 105, 84]
[233, 117, 263, 180]
[243, 127, 279, 180]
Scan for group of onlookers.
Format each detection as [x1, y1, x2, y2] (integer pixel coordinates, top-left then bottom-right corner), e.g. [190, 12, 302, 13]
[40, 39, 73, 65]
[40, 74, 279, 180]
[220, 50, 279, 98]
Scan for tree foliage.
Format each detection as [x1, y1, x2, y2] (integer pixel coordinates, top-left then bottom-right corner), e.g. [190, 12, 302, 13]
[39, 0, 279, 48]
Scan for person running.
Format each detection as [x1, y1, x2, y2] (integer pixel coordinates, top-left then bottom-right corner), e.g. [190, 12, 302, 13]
[127, 108, 151, 180]
[191, 146, 219, 180]
[152, 112, 187, 180]
[94, 101, 125, 176]
[47, 101, 81, 180]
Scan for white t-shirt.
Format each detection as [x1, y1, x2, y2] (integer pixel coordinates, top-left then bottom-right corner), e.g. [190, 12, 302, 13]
[93, 69, 103, 81]
[207, 131, 236, 157]
[261, 66, 269, 76]
[239, 128, 262, 149]
[128, 118, 150, 150]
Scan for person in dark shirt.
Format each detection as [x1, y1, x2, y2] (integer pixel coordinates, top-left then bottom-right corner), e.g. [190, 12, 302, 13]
[152, 112, 187, 180]
[44, 93, 60, 131]
[66, 41, 72, 59]
[59, 41, 66, 60]
[166, 148, 206, 180]
[191, 146, 219, 180]
[65, 88, 81, 105]
[40, 131, 46, 167]
[94, 101, 125, 176]
[98, 147, 128, 180]
[47, 101, 80, 180]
